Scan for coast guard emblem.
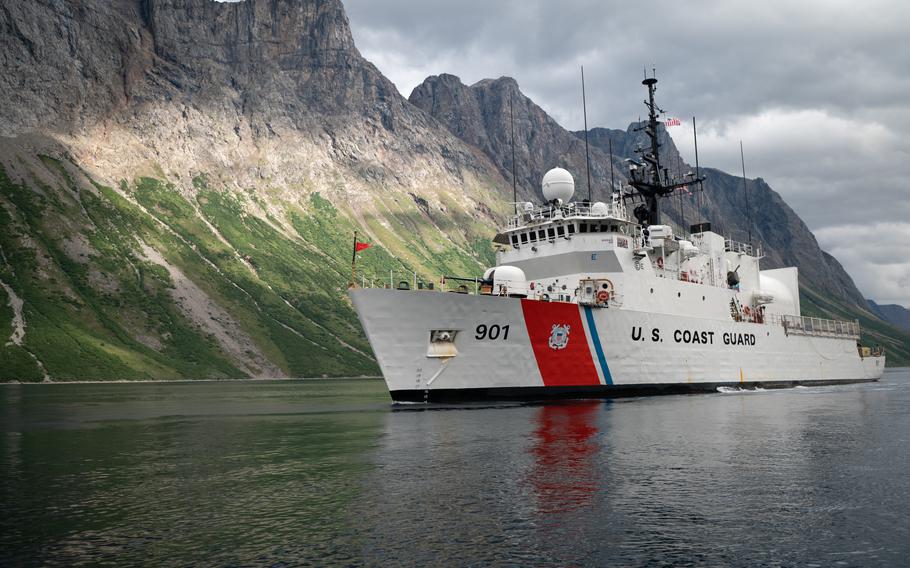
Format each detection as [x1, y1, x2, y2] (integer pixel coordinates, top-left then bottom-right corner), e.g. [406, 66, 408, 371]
[548, 324, 570, 350]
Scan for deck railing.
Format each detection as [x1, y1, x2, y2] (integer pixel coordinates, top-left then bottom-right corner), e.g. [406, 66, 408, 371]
[724, 238, 763, 257]
[762, 313, 860, 339]
[507, 200, 630, 229]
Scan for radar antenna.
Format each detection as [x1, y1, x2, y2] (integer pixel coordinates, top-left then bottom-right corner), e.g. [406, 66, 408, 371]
[623, 74, 705, 226]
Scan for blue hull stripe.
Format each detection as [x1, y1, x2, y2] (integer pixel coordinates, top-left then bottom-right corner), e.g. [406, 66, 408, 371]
[583, 306, 613, 385]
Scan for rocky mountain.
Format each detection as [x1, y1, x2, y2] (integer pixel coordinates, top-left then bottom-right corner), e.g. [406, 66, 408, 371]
[409, 74, 620, 206]
[0, 0, 507, 381]
[868, 301, 910, 333]
[0, 0, 906, 381]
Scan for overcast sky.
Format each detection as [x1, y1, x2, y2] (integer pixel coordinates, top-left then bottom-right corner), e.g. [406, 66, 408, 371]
[344, 0, 910, 307]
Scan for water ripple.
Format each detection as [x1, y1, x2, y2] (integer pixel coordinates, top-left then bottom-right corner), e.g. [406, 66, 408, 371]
[3, 373, 910, 565]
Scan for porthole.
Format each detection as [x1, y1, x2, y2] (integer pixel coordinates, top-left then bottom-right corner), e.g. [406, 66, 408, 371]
[702, 296, 706, 301]
[677, 292, 681, 298]
[650, 288, 654, 294]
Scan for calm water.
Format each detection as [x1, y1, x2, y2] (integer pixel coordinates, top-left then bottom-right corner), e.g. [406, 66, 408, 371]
[3, 371, 910, 566]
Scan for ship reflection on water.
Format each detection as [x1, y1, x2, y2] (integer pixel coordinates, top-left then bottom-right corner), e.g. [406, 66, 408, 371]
[527, 401, 602, 515]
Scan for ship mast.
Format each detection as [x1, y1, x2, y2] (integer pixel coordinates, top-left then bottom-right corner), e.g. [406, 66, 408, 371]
[625, 74, 704, 226]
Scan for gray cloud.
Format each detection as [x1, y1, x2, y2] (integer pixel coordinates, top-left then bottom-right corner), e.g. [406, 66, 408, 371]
[345, 0, 910, 307]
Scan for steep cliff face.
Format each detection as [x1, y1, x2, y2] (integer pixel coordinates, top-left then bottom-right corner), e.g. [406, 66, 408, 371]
[0, 0, 397, 133]
[409, 74, 868, 306]
[409, 74, 623, 204]
[1, 0, 141, 135]
[0, 0, 507, 381]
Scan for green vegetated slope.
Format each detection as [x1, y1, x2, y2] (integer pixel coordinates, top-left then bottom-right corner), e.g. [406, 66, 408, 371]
[0, 156, 495, 381]
[800, 286, 910, 366]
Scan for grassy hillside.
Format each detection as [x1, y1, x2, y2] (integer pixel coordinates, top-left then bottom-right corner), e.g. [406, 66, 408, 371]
[801, 286, 910, 366]
[0, 155, 498, 381]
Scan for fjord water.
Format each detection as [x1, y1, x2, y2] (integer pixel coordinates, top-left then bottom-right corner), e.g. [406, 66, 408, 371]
[3, 372, 910, 566]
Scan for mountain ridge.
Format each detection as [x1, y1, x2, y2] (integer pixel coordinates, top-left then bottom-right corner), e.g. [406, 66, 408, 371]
[868, 300, 910, 333]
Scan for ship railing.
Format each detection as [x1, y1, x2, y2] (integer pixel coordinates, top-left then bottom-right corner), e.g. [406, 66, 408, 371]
[507, 200, 630, 229]
[724, 238, 763, 257]
[761, 313, 860, 339]
[353, 273, 624, 305]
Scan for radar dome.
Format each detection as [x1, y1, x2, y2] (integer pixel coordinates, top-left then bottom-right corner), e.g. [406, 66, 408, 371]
[542, 168, 574, 203]
[590, 201, 609, 216]
[490, 266, 528, 298]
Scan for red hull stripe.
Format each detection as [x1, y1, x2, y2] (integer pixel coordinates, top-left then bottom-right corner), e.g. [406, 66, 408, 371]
[520, 300, 601, 386]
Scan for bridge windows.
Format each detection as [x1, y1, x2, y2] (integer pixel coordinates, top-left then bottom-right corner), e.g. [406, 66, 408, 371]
[508, 222, 587, 248]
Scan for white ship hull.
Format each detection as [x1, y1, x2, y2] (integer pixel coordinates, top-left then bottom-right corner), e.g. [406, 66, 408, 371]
[350, 289, 884, 402]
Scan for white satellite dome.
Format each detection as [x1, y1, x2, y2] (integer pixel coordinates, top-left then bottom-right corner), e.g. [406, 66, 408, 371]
[490, 265, 528, 298]
[590, 201, 609, 216]
[541, 168, 575, 203]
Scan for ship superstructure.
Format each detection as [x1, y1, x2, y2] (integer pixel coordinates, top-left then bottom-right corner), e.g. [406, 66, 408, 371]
[349, 76, 884, 402]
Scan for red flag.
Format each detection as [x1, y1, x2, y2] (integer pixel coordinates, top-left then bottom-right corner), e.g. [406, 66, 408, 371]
[355, 242, 371, 252]
[665, 117, 682, 127]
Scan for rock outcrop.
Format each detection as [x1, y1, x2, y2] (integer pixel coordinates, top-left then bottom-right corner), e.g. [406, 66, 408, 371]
[409, 74, 622, 204]
[1, 0, 400, 132]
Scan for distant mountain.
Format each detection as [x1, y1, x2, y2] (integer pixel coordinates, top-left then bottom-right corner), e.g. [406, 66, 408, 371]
[868, 301, 910, 332]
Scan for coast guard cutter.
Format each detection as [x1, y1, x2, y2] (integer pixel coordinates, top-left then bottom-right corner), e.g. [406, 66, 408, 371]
[349, 76, 885, 402]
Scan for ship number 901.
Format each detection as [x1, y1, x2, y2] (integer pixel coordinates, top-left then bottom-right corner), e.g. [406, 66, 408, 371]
[475, 324, 510, 341]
